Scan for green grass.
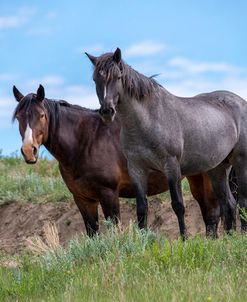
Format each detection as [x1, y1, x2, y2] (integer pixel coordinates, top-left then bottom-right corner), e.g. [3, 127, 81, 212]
[0, 225, 246, 301]
[0, 153, 246, 301]
[0, 152, 71, 204]
[0, 151, 191, 205]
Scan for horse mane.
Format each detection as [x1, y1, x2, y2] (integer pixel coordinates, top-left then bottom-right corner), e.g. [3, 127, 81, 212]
[94, 53, 162, 100]
[54, 99, 99, 113]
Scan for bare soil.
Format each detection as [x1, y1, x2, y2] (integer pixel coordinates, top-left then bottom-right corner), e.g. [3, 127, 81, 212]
[0, 197, 211, 253]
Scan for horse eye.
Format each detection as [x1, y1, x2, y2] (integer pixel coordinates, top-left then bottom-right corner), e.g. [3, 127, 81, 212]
[40, 113, 45, 119]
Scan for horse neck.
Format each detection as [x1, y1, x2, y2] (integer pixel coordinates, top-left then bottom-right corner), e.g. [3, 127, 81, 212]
[44, 101, 91, 164]
[118, 85, 172, 124]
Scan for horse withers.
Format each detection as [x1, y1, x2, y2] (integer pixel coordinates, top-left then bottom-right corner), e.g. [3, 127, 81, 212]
[13, 85, 222, 237]
[86, 48, 246, 238]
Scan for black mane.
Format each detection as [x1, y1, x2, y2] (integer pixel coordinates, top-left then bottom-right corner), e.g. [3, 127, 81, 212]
[94, 53, 162, 100]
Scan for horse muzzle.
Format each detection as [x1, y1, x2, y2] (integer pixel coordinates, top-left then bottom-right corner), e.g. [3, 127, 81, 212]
[99, 107, 116, 123]
[21, 144, 39, 164]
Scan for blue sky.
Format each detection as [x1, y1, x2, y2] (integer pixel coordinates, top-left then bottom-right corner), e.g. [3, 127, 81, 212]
[1, 0, 247, 155]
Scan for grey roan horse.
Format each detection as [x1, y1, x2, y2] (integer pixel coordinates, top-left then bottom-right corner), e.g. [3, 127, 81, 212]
[86, 48, 247, 238]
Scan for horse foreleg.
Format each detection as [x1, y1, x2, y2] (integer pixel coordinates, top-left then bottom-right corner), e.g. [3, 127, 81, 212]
[73, 195, 99, 236]
[208, 165, 236, 233]
[187, 173, 220, 238]
[100, 188, 120, 225]
[128, 162, 148, 229]
[164, 157, 188, 239]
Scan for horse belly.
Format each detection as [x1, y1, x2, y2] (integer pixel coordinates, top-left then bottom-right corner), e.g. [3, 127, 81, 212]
[180, 107, 239, 175]
[180, 137, 236, 175]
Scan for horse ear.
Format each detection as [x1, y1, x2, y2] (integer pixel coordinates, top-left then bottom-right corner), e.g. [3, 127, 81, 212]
[85, 52, 97, 65]
[36, 84, 45, 101]
[13, 85, 24, 102]
[113, 48, 122, 64]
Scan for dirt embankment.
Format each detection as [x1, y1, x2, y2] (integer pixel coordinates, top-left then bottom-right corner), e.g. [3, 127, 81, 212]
[0, 198, 209, 253]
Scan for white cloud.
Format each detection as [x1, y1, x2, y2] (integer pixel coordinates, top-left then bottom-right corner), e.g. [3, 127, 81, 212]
[128, 53, 247, 99]
[48, 85, 99, 109]
[125, 41, 167, 57]
[25, 75, 65, 89]
[21, 75, 99, 108]
[0, 78, 99, 130]
[0, 98, 12, 108]
[163, 57, 247, 98]
[168, 57, 241, 74]
[0, 95, 16, 128]
[130, 54, 247, 99]
[165, 76, 247, 99]
[216, 76, 247, 99]
[0, 7, 36, 30]
[3, 54, 247, 132]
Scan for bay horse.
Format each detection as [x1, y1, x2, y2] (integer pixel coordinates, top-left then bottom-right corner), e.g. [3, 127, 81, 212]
[86, 48, 246, 238]
[13, 85, 223, 237]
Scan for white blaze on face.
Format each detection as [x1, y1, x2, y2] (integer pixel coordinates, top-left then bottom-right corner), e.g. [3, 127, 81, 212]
[23, 123, 33, 145]
[103, 85, 106, 99]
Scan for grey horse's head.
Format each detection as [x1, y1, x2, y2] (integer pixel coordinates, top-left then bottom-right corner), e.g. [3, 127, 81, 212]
[85, 47, 160, 123]
[85, 48, 124, 123]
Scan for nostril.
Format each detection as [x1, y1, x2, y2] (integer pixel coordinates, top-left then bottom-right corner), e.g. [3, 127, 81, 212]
[100, 108, 115, 115]
[100, 108, 109, 115]
[32, 146, 37, 156]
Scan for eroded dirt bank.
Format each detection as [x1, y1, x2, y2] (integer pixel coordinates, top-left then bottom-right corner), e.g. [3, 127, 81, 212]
[0, 198, 210, 253]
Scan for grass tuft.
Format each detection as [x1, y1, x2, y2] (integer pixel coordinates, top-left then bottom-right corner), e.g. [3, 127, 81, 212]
[26, 222, 60, 255]
[0, 154, 71, 204]
[0, 224, 246, 301]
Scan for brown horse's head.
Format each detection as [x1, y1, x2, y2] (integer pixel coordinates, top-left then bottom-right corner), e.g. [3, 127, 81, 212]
[12, 85, 49, 164]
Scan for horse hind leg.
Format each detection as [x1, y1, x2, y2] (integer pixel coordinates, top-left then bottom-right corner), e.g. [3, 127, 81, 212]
[231, 157, 247, 232]
[207, 165, 236, 233]
[187, 173, 221, 238]
[229, 168, 238, 202]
